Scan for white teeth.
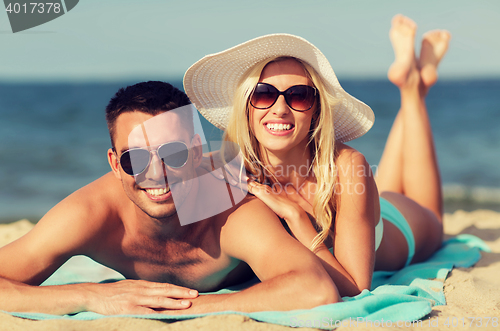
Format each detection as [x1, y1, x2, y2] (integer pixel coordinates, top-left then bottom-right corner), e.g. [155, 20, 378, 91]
[145, 187, 170, 196]
[266, 123, 292, 131]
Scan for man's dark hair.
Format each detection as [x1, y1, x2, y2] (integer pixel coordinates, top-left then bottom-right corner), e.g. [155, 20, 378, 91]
[105, 81, 192, 148]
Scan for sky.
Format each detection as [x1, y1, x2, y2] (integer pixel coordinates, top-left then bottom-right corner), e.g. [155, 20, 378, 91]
[1, 0, 500, 82]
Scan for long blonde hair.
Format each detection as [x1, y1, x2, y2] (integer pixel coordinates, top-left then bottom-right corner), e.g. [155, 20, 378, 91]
[223, 57, 340, 251]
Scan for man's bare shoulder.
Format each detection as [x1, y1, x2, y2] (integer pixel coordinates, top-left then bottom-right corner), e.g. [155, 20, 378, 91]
[51, 172, 125, 223]
[74, 171, 123, 198]
[221, 194, 277, 223]
[218, 197, 288, 255]
[31, 172, 128, 254]
[0, 172, 129, 284]
[229, 196, 273, 219]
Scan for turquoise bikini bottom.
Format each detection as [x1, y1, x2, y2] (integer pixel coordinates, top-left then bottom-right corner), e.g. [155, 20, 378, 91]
[379, 197, 416, 267]
[328, 198, 415, 267]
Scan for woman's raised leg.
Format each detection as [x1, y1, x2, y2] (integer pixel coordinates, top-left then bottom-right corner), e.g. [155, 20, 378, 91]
[375, 15, 417, 195]
[419, 29, 452, 93]
[397, 27, 451, 221]
[375, 15, 451, 269]
[377, 15, 451, 218]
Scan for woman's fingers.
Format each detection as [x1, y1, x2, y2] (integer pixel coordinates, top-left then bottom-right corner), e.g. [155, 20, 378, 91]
[247, 181, 269, 196]
[248, 181, 286, 217]
[248, 181, 307, 224]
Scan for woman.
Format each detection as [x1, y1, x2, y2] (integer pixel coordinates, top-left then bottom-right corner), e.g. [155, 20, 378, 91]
[184, 15, 451, 297]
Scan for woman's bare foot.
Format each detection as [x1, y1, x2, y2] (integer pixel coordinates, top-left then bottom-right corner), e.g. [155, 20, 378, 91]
[419, 30, 451, 90]
[387, 15, 418, 87]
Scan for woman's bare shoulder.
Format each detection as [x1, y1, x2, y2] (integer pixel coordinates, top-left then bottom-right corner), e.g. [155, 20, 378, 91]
[335, 143, 368, 167]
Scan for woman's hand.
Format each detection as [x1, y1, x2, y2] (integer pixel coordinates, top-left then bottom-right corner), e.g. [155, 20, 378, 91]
[247, 181, 323, 251]
[247, 181, 301, 221]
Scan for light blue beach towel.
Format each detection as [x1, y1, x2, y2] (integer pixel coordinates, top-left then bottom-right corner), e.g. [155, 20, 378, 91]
[5, 234, 489, 329]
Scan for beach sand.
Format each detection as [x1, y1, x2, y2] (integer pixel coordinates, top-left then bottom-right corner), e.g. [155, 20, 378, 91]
[0, 210, 499, 331]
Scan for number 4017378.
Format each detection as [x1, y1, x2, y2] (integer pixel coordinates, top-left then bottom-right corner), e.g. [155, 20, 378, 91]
[443, 317, 498, 327]
[5, 3, 61, 14]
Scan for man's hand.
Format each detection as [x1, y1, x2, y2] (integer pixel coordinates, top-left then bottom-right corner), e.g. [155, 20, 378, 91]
[81, 280, 199, 315]
[0, 277, 199, 315]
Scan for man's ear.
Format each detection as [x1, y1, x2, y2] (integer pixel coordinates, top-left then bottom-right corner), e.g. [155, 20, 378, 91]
[191, 134, 203, 168]
[108, 148, 122, 179]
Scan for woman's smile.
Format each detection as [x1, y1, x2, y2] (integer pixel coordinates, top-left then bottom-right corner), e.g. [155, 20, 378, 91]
[264, 120, 295, 135]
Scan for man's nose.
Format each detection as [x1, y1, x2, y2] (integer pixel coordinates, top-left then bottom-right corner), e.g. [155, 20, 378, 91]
[144, 152, 166, 181]
[272, 95, 291, 116]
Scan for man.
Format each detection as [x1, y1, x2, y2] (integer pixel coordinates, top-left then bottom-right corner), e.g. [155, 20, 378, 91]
[0, 81, 338, 315]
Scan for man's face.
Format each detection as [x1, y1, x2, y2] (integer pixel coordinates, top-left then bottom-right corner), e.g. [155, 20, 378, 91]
[110, 110, 200, 221]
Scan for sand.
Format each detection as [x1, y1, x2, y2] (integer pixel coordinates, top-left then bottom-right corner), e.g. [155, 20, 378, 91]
[0, 210, 499, 330]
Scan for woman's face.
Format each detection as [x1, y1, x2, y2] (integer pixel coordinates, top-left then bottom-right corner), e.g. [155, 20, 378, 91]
[249, 58, 316, 156]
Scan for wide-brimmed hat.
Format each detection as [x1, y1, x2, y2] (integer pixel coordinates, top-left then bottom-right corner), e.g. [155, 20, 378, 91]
[183, 33, 374, 143]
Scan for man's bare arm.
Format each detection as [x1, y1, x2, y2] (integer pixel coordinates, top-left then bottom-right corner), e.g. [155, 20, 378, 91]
[0, 173, 197, 315]
[177, 198, 340, 314]
[0, 277, 198, 315]
[0, 173, 127, 284]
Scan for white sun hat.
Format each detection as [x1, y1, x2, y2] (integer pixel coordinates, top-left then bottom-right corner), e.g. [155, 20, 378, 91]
[183, 33, 374, 143]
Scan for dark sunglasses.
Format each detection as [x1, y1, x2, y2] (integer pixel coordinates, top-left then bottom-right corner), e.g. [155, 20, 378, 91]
[117, 141, 190, 176]
[250, 82, 318, 112]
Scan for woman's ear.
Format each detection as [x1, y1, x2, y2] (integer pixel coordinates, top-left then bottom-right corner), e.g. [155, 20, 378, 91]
[108, 148, 122, 179]
[310, 108, 320, 130]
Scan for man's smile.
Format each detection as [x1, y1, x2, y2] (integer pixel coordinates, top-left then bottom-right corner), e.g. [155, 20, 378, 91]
[141, 186, 172, 201]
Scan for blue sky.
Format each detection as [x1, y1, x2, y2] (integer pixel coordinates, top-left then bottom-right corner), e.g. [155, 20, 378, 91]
[1, 0, 499, 82]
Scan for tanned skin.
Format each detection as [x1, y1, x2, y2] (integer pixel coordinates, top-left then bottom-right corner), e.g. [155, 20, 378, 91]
[0, 105, 339, 315]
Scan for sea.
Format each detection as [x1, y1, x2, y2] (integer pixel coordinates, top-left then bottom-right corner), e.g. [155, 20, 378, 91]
[1, 79, 499, 223]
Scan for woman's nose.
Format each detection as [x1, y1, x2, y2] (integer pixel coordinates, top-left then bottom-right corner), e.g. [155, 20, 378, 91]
[271, 95, 291, 116]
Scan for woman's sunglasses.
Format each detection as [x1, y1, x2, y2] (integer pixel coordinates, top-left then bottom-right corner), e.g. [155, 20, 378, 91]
[117, 141, 190, 176]
[250, 83, 318, 112]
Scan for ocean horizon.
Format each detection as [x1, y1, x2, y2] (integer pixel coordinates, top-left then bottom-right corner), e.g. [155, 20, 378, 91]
[1, 78, 499, 223]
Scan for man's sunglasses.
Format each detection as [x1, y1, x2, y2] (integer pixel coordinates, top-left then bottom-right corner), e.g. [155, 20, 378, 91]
[117, 141, 190, 176]
[250, 83, 318, 112]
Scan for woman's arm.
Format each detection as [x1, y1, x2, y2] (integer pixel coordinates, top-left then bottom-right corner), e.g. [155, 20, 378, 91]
[283, 211, 368, 297]
[248, 149, 380, 297]
[330, 149, 380, 295]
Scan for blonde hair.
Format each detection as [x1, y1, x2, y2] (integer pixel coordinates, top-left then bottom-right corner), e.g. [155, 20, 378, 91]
[223, 57, 340, 251]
